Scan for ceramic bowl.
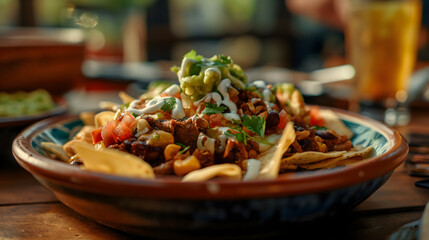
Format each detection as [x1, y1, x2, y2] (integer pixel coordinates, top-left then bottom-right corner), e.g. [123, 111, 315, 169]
[12, 107, 408, 238]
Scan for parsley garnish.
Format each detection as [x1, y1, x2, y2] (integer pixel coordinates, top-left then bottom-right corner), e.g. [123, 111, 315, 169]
[225, 130, 247, 145]
[161, 97, 176, 112]
[241, 115, 266, 139]
[184, 50, 203, 61]
[195, 55, 231, 69]
[183, 50, 231, 76]
[201, 102, 228, 115]
[223, 115, 273, 146]
[225, 126, 273, 146]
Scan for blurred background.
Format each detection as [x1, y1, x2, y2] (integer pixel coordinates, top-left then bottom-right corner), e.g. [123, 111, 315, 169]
[1, 0, 429, 106]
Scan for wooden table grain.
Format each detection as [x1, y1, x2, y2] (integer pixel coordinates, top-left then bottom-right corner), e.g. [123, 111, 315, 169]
[1, 103, 429, 240]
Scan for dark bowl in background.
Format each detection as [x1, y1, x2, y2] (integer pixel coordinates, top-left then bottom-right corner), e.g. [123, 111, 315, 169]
[0, 27, 86, 95]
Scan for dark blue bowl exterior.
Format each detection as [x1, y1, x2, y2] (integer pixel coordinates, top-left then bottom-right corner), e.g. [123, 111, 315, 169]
[36, 171, 391, 237]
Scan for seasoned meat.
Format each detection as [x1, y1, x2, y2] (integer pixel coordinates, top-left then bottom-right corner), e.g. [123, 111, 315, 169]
[144, 117, 200, 148]
[109, 138, 164, 167]
[131, 140, 164, 165]
[192, 117, 209, 130]
[193, 149, 215, 168]
[153, 160, 174, 175]
[154, 152, 189, 176]
[144, 117, 174, 133]
[172, 119, 199, 148]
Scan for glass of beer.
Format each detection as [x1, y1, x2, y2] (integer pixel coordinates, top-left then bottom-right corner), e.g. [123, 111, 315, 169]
[347, 0, 421, 126]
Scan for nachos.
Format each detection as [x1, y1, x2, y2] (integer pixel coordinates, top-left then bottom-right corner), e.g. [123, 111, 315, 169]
[42, 51, 372, 181]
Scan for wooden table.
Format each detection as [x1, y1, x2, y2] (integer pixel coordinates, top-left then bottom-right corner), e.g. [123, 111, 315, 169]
[1, 104, 429, 240]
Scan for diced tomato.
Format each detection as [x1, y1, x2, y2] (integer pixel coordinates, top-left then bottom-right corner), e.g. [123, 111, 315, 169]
[277, 109, 288, 129]
[94, 112, 137, 146]
[113, 121, 133, 141]
[101, 121, 118, 146]
[209, 113, 223, 128]
[120, 111, 136, 128]
[91, 128, 103, 144]
[309, 106, 325, 126]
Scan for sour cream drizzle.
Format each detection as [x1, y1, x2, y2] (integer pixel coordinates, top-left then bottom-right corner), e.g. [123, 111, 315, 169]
[163, 84, 181, 96]
[177, 57, 192, 79]
[197, 133, 216, 154]
[263, 88, 272, 102]
[217, 127, 231, 151]
[217, 78, 240, 121]
[127, 96, 185, 119]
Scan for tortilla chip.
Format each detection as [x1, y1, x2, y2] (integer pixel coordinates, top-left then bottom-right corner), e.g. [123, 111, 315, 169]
[298, 157, 344, 170]
[257, 121, 295, 180]
[326, 146, 374, 168]
[242, 159, 261, 181]
[319, 109, 353, 139]
[182, 163, 242, 182]
[41, 142, 70, 162]
[119, 91, 135, 104]
[73, 142, 155, 179]
[98, 101, 118, 111]
[282, 151, 346, 165]
[94, 111, 116, 128]
[280, 163, 298, 171]
[79, 111, 95, 126]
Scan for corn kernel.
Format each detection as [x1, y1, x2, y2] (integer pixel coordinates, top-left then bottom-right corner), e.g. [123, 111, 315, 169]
[164, 144, 181, 161]
[174, 155, 201, 176]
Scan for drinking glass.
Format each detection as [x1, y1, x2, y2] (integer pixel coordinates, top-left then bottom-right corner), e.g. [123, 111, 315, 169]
[347, 0, 421, 126]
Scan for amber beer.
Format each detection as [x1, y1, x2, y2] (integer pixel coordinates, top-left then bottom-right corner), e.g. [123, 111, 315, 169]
[348, 0, 421, 106]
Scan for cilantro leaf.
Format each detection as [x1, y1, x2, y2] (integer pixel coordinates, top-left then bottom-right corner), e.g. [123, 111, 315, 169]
[161, 97, 176, 112]
[195, 60, 227, 69]
[241, 115, 266, 138]
[225, 130, 247, 145]
[184, 50, 203, 61]
[202, 102, 228, 115]
[219, 55, 231, 64]
[194, 55, 231, 69]
[225, 128, 273, 146]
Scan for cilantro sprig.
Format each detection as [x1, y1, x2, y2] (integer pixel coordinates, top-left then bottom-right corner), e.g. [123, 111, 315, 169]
[161, 97, 176, 112]
[225, 129, 247, 146]
[241, 115, 266, 139]
[201, 102, 228, 115]
[225, 115, 273, 146]
[184, 50, 232, 76]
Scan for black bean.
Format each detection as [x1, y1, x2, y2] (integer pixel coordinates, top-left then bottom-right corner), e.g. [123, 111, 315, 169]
[266, 111, 280, 129]
[315, 130, 336, 139]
